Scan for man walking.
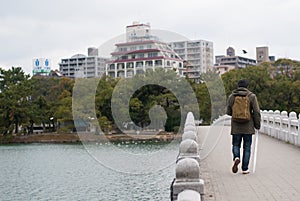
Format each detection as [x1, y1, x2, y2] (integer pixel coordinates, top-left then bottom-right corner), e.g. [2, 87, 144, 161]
[226, 79, 261, 174]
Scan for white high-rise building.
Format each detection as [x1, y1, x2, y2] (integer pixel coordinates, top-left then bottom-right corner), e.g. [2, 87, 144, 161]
[59, 47, 108, 78]
[105, 22, 184, 78]
[168, 40, 214, 78]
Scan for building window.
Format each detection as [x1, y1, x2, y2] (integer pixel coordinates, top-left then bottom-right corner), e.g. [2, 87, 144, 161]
[119, 47, 127, 52]
[148, 52, 158, 58]
[109, 64, 115, 70]
[139, 46, 144, 50]
[121, 55, 128, 60]
[130, 46, 137, 51]
[138, 53, 145, 58]
[155, 60, 162, 66]
[145, 61, 153, 67]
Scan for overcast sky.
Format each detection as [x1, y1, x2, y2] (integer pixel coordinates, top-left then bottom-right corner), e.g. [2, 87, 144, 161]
[1, 0, 299, 74]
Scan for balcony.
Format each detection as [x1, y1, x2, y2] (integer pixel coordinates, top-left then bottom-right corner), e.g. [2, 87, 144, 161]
[145, 61, 153, 67]
[117, 63, 125, 70]
[126, 62, 134, 69]
[136, 62, 143, 68]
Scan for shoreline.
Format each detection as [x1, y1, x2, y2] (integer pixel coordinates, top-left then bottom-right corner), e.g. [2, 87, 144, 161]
[0, 132, 181, 144]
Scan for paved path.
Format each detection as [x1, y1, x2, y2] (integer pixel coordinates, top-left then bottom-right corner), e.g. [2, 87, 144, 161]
[197, 126, 300, 201]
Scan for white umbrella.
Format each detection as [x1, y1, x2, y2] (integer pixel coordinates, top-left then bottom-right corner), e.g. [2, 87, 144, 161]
[253, 129, 259, 173]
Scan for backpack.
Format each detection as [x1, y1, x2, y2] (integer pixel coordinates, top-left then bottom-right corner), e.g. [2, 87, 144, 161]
[232, 93, 252, 123]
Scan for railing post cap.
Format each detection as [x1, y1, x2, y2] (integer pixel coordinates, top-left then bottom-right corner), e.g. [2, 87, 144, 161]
[186, 112, 195, 121]
[281, 111, 288, 117]
[182, 131, 197, 142]
[274, 110, 280, 115]
[184, 125, 197, 133]
[176, 158, 200, 179]
[179, 139, 198, 154]
[289, 111, 297, 119]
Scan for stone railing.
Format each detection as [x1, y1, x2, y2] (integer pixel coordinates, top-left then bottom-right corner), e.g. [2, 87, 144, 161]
[211, 110, 300, 147]
[261, 110, 300, 147]
[170, 112, 204, 201]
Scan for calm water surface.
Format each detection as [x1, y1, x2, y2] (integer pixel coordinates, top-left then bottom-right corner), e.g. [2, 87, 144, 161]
[0, 141, 179, 201]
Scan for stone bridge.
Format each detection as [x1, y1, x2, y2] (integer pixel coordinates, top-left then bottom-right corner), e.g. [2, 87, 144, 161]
[170, 111, 300, 201]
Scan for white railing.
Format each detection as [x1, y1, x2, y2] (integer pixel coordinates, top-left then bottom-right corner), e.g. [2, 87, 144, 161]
[211, 114, 232, 126]
[213, 110, 300, 147]
[261, 110, 300, 146]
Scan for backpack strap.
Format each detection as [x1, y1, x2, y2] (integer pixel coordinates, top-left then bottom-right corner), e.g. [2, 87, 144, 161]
[233, 92, 252, 98]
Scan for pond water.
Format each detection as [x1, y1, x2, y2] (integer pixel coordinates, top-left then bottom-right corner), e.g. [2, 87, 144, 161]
[0, 142, 179, 201]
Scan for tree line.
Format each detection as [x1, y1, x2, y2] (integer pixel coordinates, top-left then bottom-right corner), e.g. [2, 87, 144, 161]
[0, 58, 299, 135]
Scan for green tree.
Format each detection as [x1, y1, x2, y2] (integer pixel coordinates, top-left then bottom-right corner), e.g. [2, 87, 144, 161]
[0, 67, 32, 135]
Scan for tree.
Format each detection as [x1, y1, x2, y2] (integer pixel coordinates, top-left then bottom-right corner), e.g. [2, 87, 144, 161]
[0, 67, 32, 135]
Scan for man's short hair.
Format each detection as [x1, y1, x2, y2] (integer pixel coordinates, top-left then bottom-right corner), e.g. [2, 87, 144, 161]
[238, 79, 249, 88]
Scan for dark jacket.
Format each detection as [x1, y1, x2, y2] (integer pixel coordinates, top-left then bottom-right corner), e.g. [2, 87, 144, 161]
[226, 87, 261, 135]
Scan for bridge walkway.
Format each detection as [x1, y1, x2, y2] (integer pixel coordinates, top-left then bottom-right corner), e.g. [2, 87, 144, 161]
[197, 126, 300, 201]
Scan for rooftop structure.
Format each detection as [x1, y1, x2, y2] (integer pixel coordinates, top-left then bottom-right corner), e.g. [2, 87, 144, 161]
[256, 46, 275, 63]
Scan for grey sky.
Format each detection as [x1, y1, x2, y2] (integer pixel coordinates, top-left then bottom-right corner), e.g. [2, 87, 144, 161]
[1, 0, 299, 74]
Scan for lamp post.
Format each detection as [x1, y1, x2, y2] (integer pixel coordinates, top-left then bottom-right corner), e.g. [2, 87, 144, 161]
[50, 117, 55, 132]
[88, 117, 95, 133]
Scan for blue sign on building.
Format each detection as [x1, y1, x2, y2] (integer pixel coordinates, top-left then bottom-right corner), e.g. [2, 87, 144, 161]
[32, 58, 51, 74]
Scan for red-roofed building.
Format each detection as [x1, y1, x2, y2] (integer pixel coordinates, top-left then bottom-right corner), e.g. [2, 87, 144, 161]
[105, 22, 184, 78]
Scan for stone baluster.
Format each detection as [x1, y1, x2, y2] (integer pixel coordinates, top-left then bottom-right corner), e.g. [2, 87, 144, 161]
[184, 124, 197, 133]
[267, 110, 274, 136]
[273, 110, 281, 139]
[262, 110, 268, 134]
[288, 111, 298, 145]
[182, 130, 198, 142]
[171, 158, 204, 201]
[280, 111, 289, 142]
[298, 114, 300, 147]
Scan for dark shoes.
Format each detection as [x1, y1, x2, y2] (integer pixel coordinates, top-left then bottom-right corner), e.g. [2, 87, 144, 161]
[232, 157, 240, 173]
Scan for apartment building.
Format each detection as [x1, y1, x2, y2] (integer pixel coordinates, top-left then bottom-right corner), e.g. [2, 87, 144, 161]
[215, 47, 256, 69]
[59, 47, 108, 78]
[168, 39, 214, 78]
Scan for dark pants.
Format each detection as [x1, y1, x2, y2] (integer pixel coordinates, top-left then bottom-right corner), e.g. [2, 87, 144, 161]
[232, 134, 253, 171]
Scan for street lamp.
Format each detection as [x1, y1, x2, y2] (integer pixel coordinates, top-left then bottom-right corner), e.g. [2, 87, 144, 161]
[50, 117, 55, 132]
